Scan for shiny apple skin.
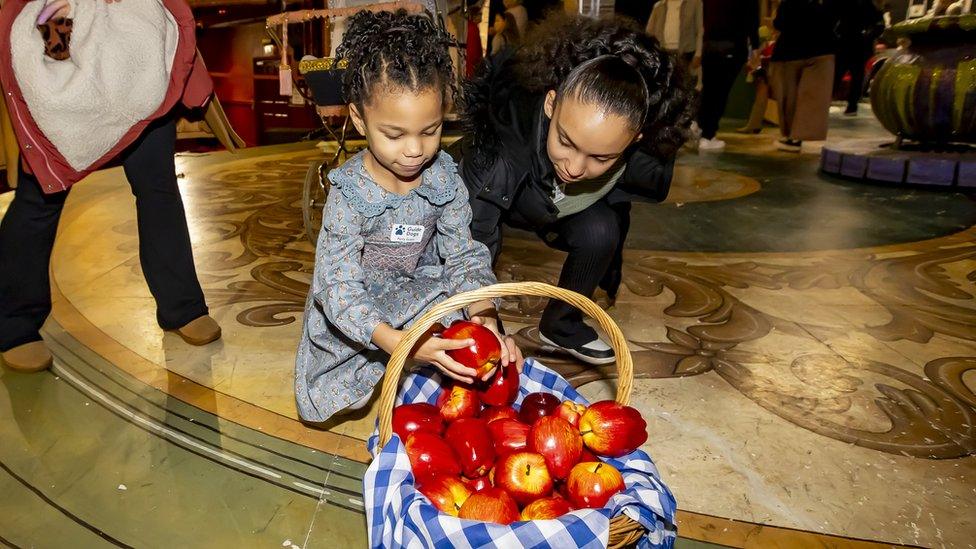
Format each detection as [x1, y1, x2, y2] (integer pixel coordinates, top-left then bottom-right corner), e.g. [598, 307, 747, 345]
[566, 461, 625, 509]
[487, 418, 531, 456]
[494, 451, 554, 506]
[392, 403, 444, 441]
[518, 392, 561, 425]
[520, 496, 574, 520]
[529, 415, 583, 480]
[442, 320, 502, 377]
[477, 362, 520, 406]
[404, 431, 461, 481]
[579, 400, 648, 457]
[457, 487, 520, 525]
[436, 384, 481, 422]
[417, 474, 472, 516]
[482, 406, 519, 424]
[444, 418, 496, 479]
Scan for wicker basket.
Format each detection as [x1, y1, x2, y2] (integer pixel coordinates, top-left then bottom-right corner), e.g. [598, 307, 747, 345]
[375, 281, 646, 548]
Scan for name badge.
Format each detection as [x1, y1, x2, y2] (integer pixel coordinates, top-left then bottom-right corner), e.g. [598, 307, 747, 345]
[390, 223, 425, 243]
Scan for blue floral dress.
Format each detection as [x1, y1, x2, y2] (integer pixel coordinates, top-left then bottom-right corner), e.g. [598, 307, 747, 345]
[295, 150, 497, 422]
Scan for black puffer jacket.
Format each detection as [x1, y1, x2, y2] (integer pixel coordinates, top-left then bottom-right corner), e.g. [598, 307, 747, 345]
[457, 49, 675, 260]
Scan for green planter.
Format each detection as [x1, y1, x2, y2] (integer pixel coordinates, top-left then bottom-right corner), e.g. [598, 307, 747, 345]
[870, 15, 976, 144]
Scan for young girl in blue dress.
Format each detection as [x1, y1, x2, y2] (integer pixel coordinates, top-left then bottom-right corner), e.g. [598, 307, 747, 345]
[295, 9, 522, 423]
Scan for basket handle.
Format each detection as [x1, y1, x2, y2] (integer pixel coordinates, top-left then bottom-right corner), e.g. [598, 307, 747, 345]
[377, 282, 633, 446]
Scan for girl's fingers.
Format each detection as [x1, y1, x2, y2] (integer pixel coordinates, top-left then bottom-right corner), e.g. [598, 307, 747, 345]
[498, 340, 510, 366]
[438, 337, 476, 351]
[439, 368, 471, 384]
[505, 337, 525, 372]
[437, 354, 477, 382]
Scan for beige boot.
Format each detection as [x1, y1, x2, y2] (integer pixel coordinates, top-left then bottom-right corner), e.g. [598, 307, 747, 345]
[172, 315, 222, 346]
[1, 341, 53, 373]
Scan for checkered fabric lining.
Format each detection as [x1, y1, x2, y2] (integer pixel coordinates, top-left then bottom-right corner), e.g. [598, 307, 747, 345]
[364, 359, 678, 548]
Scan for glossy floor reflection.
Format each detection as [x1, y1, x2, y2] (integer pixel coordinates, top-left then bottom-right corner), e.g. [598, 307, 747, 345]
[2, 107, 974, 547]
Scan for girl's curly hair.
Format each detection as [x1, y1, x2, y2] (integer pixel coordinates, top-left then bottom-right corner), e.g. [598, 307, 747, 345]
[512, 14, 694, 156]
[336, 9, 458, 107]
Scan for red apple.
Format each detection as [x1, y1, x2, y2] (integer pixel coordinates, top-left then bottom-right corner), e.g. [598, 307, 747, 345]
[417, 474, 472, 517]
[482, 406, 519, 424]
[436, 384, 481, 422]
[518, 392, 561, 425]
[458, 487, 520, 525]
[404, 431, 461, 481]
[520, 495, 574, 520]
[494, 451, 553, 506]
[442, 320, 502, 378]
[529, 416, 583, 480]
[393, 403, 444, 441]
[579, 448, 600, 464]
[463, 475, 492, 493]
[579, 401, 648, 457]
[487, 418, 530, 456]
[444, 418, 496, 478]
[566, 461, 625, 509]
[477, 362, 520, 407]
[555, 400, 587, 429]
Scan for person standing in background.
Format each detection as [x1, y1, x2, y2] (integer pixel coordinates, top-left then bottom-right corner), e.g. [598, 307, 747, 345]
[646, 0, 703, 73]
[491, 11, 521, 54]
[0, 0, 222, 373]
[736, 25, 774, 134]
[834, 0, 884, 116]
[697, 0, 760, 151]
[503, 0, 528, 36]
[770, 0, 839, 152]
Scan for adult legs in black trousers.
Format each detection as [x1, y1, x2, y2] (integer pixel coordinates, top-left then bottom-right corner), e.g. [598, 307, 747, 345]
[835, 46, 869, 114]
[698, 49, 747, 140]
[0, 116, 209, 353]
[536, 197, 630, 358]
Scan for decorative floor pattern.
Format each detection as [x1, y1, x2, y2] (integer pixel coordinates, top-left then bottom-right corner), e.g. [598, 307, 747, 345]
[3, 111, 975, 547]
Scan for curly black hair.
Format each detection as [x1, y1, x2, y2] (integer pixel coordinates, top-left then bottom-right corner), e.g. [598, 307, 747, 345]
[336, 9, 458, 108]
[512, 14, 694, 156]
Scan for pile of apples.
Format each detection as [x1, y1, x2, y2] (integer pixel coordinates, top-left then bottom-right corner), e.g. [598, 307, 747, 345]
[392, 321, 649, 525]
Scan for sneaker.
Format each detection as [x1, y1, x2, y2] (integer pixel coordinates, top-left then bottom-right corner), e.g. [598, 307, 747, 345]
[1, 341, 53, 373]
[843, 109, 858, 117]
[698, 137, 726, 151]
[775, 138, 802, 152]
[539, 332, 616, 365]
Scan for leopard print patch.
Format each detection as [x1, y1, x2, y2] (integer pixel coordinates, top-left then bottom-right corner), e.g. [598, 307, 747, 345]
[38, 17, 72, 61]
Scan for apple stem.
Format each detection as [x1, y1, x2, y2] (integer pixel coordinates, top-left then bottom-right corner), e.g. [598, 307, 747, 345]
[595, 463, 603, 473]
[525, 464, 531, 476]
[580, 430, 592, 436]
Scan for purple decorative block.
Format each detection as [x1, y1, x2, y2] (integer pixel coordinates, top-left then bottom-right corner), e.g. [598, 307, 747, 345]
[821, 149, 842, 174]
[906, 158, 956, 185]
[866, 157, 907, 183]
[840, 154, 868, 179]
[958, 159, 976, 187]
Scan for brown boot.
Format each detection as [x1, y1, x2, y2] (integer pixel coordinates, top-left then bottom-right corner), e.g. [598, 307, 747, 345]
[172, 315, 222, 346]
[1, 341, 53, 373]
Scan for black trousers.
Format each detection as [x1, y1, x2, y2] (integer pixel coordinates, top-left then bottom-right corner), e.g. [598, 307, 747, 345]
[0, 116, 208, 351]
[698, 48, 747, 140]
[534, 196, 630, 346]
[835, 45, 871, 113]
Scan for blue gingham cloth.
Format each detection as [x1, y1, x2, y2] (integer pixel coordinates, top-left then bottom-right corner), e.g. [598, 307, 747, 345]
[365, 359, 678, 548]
